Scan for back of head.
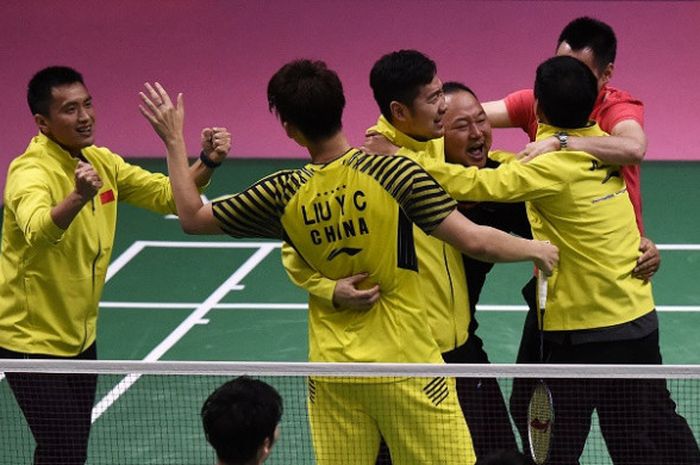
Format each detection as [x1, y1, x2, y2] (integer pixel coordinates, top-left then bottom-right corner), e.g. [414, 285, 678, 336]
[558, 16, 617, 74]
[534, 55, 598, 129]
[202, 376, 283, 465]
[267, 59, 345, 143]
[369, 49, 437, 121]
[27, 66, 84, 116]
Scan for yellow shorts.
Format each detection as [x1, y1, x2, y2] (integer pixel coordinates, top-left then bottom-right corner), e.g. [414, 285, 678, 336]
[307, 376, 474, 465]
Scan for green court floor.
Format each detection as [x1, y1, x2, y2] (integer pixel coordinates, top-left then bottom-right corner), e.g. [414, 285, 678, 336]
[1, 159, 699, 464]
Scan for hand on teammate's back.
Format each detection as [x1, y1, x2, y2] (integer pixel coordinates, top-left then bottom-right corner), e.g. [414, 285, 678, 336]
[362, 131, 399, 155]
[633, 236, 661, 282]
[332, 273, 381, 311]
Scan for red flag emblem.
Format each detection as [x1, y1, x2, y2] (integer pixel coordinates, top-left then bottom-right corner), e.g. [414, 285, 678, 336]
[100, 189, 115, 204]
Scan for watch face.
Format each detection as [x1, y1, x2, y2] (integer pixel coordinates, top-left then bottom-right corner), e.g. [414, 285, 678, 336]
[557, 133, 568, 148]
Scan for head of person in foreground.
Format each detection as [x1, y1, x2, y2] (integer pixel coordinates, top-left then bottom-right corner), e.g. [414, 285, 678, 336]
[202, 376, 283, 465]
[534, 55, 598, 129]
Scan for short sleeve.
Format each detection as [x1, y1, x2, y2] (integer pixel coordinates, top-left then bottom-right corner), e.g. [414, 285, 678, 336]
[504, 89, 538, 140]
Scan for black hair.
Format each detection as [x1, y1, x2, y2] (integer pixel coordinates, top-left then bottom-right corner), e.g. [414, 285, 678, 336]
[27, 66, 85, 116]
[267, 59, 345, 143]
[534, 55, 598, 129]
[369, 49, 437, 122]
[442, 81, 478, 99]
[202, 376, 283, 465]
[558, 16, 617, 74]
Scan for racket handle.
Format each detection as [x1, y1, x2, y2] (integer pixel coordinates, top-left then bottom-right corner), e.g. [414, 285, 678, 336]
[537, 269, 548, 311]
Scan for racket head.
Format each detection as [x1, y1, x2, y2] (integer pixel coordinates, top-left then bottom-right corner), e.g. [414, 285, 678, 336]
[528, 380, 554, 464]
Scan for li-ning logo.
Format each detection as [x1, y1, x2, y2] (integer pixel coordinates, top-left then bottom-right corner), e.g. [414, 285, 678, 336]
[530, 418, 551, 432]
[327, 247, 362, 261]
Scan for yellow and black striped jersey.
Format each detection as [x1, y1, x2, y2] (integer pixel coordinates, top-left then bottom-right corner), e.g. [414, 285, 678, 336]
[212, 149, 456, 363]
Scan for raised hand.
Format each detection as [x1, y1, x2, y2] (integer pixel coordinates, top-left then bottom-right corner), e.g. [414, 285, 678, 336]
[201, 127, 231, 164]
[139, 82, 184, 145]
[74, 161, 102, 201]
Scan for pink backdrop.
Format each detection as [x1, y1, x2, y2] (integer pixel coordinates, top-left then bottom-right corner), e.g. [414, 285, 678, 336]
[1, 1, 699, 194]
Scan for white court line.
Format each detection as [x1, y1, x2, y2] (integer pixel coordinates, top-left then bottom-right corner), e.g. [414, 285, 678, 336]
[100, 302, 308, 310]
[90, 242, 279, 423]
[106, 240, 283, 281]
[3, 243, 697, 387]
[657, 244, 700, 250]
[98, 302, 700, 313]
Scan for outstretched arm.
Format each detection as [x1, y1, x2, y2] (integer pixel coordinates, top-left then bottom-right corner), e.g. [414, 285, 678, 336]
[519, 119, 647, 164]
[432, 210, 559, 276]
[482, 99, 513, 128]
[139, 82, 222, 234]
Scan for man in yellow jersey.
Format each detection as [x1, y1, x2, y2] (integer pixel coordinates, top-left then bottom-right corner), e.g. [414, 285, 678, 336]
[282, 50, 519, 463]
[139, 60, 558, 465]
[0, 66, 230, 465]
[421, 55, 699, 465]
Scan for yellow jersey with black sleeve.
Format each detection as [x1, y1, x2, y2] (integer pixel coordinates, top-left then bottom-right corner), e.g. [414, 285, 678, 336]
[366, 116, 469, 353]
[212, 149, 456, 364]
[421, 123, 654, 331]
[0, 133, 179, 356]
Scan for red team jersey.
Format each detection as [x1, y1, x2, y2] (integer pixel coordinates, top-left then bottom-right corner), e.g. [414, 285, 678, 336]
[504, 86, 645, 234]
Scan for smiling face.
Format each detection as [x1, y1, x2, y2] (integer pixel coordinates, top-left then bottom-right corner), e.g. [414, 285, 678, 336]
[392, 75, 447, 141]
[443, 90, 492, 168]
[35, 82, 95, 157]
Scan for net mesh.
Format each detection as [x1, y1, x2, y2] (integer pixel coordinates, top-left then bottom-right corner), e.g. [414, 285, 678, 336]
[1, 361, 700, 465]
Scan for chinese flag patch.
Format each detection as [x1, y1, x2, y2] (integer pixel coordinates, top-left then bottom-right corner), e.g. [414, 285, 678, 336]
[99, 189, 115, 204]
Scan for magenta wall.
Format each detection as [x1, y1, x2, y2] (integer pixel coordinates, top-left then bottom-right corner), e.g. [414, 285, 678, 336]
[1, 1, 699, 194]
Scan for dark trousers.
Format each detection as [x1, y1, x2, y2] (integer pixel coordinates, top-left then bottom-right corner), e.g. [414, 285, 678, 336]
[1, 344, 98, 465]
[510, 312, 700, 465]
[376, 336, 518, 465]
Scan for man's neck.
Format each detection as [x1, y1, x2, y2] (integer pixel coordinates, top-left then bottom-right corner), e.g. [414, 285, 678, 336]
[390, 120, 429, 142]
[308, 132, 351, 164]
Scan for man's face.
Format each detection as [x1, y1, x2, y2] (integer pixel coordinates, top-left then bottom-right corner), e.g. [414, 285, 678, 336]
[443, 90, 492, 168]
[36, 82, 95, 156]
[398, 75, 447, 141]
[556, 41, 610, 91]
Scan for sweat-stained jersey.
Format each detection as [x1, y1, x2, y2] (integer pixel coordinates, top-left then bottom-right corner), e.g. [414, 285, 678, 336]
[211, 149, 457, 363]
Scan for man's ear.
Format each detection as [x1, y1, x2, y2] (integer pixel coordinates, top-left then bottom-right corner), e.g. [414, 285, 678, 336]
[599, 62, 614, 87]
[34, 113, 49, 134]
[282, 121, 307, 147]
[534, 100, 546, 124]
[257, 436, 273, 464]
[282, 121, 294, 139]
[389, 100, 409, 123]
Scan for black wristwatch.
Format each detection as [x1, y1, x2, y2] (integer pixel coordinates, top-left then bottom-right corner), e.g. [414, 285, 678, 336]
[199, 150, 222, 169]
[555, 132, 568, 149]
